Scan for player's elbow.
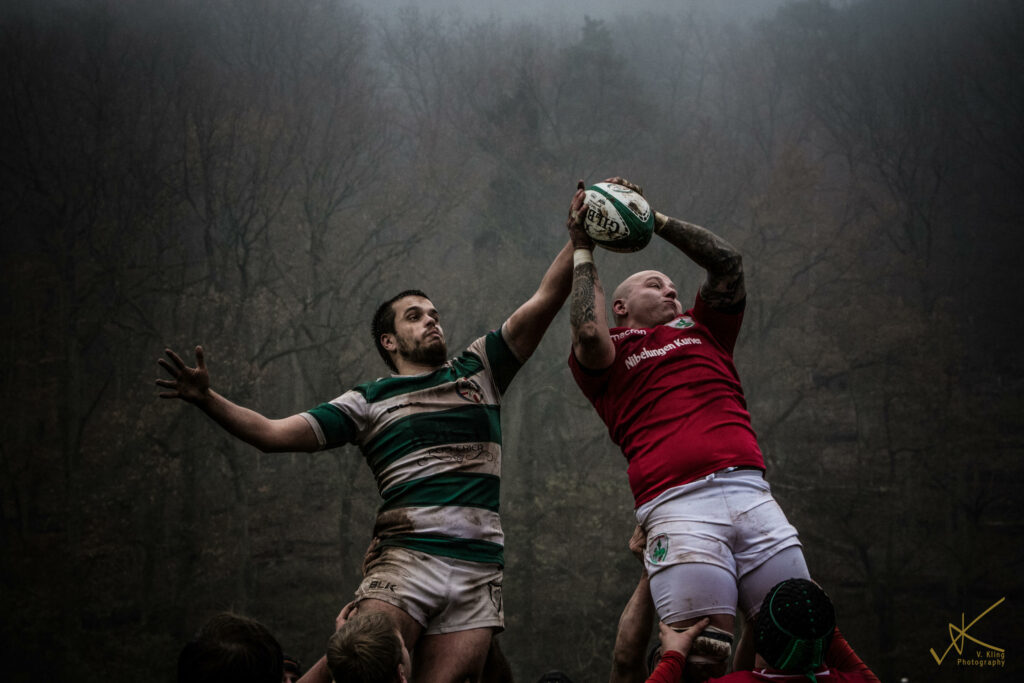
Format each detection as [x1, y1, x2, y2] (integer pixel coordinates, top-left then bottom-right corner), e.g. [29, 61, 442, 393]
[254, 421, 318, 454]
[573, 329, 614, 370]
[609, 645, 646, 683]
[711, 249, 742, 278]
[253, 437, 283, 454]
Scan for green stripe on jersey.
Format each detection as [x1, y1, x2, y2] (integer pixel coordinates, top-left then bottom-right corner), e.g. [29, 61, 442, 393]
[364, 404, 501, 475]
[305, 402, 358, 447]
[485, 329, 521, 395]
[381, 472, 500, 512]
[356, 353, 485, 404]
[378, 534, 504, 566]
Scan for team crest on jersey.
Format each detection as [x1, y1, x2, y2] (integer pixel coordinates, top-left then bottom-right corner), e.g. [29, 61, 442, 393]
[455, 377, 484, 403]
[665, 316, 695, 329]
[649, 534, 669, 565]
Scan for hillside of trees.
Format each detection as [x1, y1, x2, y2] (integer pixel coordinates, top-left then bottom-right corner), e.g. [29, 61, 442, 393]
[1, 1, 1021, 681]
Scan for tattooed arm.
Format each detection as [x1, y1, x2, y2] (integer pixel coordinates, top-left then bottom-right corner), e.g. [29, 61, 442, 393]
[653, 212, 745, 310]
[567, 183, 616, 370]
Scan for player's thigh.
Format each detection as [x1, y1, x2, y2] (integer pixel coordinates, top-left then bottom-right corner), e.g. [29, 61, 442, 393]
[414, 627, 494, 683]
[737, 545, 810, 619]
[357, 597, 425, 651]
[649, 560, 738, 626]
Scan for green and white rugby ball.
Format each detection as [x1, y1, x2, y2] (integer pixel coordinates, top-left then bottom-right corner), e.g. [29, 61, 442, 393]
[582, 182, 655, 253]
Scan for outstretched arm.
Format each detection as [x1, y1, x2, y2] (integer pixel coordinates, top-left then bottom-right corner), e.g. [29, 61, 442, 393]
[566, 182, 616, 370]
[610, 526, 657, 683]
[610, 572, 655, 683]
[502, 183, 587, 363]
[652, 211, 745, 310]
[156, 346, 319, 453]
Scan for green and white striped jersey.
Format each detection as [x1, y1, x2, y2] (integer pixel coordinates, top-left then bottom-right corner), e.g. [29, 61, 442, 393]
[300, 327, 521, 567]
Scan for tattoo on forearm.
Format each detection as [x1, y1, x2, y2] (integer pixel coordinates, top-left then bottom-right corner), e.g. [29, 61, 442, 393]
[660, 216, 745, 309]
[571, 263, 601, 329]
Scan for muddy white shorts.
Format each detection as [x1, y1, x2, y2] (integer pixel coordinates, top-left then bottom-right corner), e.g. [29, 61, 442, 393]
[636, 468, 809, 623]
[355, 546, 504, 635]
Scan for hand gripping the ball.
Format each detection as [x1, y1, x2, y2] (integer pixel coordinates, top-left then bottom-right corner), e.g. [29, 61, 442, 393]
[602, 176, 645, 197]
[567, 179, 594, 251]
[600, 176, 670, 236]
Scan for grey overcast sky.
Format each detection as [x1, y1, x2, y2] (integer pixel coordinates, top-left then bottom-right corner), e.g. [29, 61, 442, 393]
[354, 0, 788, 25]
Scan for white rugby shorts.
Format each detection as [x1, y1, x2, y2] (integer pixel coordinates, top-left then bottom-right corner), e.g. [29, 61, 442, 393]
[356, 546, 504, 635]
[636, 469, 808, 622]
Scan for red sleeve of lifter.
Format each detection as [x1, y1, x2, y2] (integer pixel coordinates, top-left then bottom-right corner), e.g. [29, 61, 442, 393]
[646, 650, 685, 683]
[827, 628, 881, 682]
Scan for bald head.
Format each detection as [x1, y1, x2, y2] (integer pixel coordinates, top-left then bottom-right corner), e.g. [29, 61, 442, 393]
[612, 270, 682, 328]
[612, 270, 665, 304]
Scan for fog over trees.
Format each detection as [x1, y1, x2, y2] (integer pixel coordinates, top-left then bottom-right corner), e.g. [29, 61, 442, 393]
[1, 1, 1021, 681]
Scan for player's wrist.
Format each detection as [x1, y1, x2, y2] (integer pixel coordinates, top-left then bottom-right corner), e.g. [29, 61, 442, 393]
[573, 248, 594, 267]
[653, 211, 669, 234]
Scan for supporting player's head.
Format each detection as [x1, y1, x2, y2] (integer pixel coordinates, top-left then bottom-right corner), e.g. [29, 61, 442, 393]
[282, 653, 303, 683]
[755, 579, 835, 676]
[177, 612, 283, 683]
[612, 270, 682, 328]
[326, 611, 411, 683]
[372, 289, 447, 372]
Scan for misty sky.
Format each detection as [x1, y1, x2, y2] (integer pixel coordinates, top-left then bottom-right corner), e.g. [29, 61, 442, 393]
[354, 0, 788, 24]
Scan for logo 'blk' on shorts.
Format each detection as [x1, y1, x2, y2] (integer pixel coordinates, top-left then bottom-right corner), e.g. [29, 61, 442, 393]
[356, 546, 504, 635]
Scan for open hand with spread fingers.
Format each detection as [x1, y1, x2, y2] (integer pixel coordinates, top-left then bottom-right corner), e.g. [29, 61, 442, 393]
[156, 346, 211, 405]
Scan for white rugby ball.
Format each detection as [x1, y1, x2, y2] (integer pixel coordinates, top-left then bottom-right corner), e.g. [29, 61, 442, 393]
[582, 182, 655, 252]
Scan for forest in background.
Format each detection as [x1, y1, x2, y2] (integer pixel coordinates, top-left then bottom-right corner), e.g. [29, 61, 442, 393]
[1, 0, 1022, 681]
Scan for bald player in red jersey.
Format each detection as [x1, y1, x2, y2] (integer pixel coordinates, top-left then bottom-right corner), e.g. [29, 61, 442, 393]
[566, 178, 811, 679]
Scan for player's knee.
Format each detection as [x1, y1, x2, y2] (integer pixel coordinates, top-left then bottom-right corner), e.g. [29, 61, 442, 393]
[683, 625, 733, 682]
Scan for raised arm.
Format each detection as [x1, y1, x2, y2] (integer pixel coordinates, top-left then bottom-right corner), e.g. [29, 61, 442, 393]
[566, 182, 616, 370]
[156, 346, 319, 453]
[502, 183, 588, 363]
[610, 526, 657, 683]
[652, 211, 745, 310]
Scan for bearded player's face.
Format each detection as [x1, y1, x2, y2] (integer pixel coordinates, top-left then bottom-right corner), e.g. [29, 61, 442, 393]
[392, 295, 447, 368]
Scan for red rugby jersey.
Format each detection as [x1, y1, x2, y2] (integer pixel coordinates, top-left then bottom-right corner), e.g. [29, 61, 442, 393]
[569, 294, 764, 507]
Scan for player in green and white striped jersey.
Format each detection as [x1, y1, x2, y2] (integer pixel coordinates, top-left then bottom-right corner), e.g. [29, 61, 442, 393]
[302, 318, 517, 568]
[156, 181, 587, 683]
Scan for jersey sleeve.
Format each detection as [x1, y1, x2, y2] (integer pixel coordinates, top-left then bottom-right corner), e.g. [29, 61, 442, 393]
[299, 389, 366, 450]
[691, 292, 745, 355]
[826, 628, 881, 682]
[461, 326, 523, 396]
[568, 345, 612, 402]
[645, 650, 685, 683]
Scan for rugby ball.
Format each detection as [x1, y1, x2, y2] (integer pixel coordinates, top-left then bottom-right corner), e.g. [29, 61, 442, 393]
[582, 182, 655, 252]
